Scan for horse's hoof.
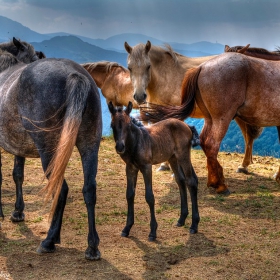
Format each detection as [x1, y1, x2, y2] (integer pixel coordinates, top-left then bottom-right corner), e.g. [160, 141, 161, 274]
[10, 211, 25, 222]
[236, 167, 249, 174]
[148, 236, 156, 242]
[36, 242, 56, 254]
[216, 188, 231, 196]
[121, 231, 129, 237]
[85, 246, 101, 261]
[190, 228, 198, 234]
[176, 222, 185, 227]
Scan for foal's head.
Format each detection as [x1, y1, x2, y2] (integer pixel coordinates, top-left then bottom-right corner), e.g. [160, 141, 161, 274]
[124, 41, 152, 105]
[108, 101, 133, 154]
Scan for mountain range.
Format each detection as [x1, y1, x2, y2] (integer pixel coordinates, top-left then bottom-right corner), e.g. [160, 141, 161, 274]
[0, 15, 278, 157]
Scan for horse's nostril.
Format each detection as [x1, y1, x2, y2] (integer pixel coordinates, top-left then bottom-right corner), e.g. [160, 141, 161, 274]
[143, 93, 147, 100]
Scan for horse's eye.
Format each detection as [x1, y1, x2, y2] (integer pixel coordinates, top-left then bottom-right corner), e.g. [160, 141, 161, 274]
[147, 65, 151, 71]
[128, 67, 132, 72]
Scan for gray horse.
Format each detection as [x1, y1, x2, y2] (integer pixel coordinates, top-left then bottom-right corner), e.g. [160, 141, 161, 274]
[0, 38, 102, 260]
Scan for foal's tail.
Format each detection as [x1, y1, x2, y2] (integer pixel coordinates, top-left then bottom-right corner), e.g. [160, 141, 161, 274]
[42, 72, 91, 219]
[140, 66, 202, 123]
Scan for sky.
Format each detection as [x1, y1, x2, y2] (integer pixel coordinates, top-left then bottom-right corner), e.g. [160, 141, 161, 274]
[0, 0, 280, 49]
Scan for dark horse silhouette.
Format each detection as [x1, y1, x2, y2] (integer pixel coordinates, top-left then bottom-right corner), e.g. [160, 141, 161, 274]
[0, 38, 102, 260]
[108, 101, 199, 241]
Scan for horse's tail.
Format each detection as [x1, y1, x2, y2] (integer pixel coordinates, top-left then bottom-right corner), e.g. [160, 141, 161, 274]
[140, 66, 201, 123]
[42, 72, 91, 219]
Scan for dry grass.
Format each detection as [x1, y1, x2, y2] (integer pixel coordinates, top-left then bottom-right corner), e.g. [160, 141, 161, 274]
[1, 137, 280, 279]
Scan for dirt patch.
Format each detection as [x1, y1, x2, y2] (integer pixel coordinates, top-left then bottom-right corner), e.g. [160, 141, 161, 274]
[1, 137, 280, 279]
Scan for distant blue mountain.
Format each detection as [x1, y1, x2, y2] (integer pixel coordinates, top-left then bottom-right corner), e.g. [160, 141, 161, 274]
[0, 15, 278, 157]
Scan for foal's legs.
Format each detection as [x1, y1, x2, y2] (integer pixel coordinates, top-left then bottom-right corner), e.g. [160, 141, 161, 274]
[10, 156, 25, 222]
[121, 163, 138, 237]
[168, 157, 188, 226]
[140, 164, 158, 241]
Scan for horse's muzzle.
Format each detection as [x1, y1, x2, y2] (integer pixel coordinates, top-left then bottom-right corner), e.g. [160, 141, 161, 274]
[116, 142, 125, 154]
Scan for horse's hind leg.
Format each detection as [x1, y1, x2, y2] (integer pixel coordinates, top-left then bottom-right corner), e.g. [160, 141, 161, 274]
[10, 156, 25, 222]
[169, 157, 189, 227]
[121, 164, 138, 238]
[76, 139, 101, 260]
[235, 118, 263, 174]
[36, 152, 69, 254]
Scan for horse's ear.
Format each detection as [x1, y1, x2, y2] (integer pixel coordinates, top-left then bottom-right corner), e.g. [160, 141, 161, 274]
[238, 44, 250, 54]
[125, 101, 133, 115]
[13, 37, 24, 50]
[145, 41, 151, 54]
[108, 101, 116, 115]
[124, 42, 132, 54]
[224, 45, 230, 52]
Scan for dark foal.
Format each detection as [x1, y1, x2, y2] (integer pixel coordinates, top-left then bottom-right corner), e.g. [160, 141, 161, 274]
[108, 101, 199, 241]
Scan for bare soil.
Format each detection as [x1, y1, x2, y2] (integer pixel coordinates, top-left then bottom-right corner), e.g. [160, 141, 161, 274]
[1, 137, 280, 280]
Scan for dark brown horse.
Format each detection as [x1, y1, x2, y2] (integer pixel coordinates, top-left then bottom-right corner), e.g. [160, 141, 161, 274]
[140, 52, 280, 195]
[108, 101, 199, 240]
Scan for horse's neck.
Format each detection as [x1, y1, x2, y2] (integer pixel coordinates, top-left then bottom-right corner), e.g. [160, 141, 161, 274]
[84, 64, 108, 88]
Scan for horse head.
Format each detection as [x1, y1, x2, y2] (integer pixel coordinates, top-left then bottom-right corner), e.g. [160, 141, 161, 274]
[124, 41, 152, 105]
[108, 101, 133, 154]
[12, 37, 39, 63]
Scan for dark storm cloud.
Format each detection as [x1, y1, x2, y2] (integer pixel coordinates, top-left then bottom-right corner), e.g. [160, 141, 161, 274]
[22, 0, 280, 28]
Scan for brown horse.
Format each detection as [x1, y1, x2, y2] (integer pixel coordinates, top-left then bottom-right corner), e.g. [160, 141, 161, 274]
[124, 40, 264, 174]
[108, 101, 199, 240]
[82, 61, 138, 108]
[223, 44, 280, 172]
[140, 52, 280, 194]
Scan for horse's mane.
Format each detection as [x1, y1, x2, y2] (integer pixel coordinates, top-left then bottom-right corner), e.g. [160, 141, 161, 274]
[130, 116, 144, 127]
[82, 61, 128, 73]
[227, 45, 280, 56]
[0, 49, 19, 72]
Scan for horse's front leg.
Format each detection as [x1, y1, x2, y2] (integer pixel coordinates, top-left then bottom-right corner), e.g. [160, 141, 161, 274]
[200, 119, 230, 195]
[11, 156, 25, 222]
[141, 164, 157, 241]
[186, 166, 200, 234]
[121, 164, 138, 237]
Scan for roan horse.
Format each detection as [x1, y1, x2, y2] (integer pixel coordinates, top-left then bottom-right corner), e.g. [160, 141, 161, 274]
[140, 51, 280, 194]
[124, 40, 266, 174]
[108, 101, 199, 240]
[0, 39, 102, 260]
[0, 37, 42, 223]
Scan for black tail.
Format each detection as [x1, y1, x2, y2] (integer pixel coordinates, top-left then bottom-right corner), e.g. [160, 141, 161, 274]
[140, 66, 202, 123]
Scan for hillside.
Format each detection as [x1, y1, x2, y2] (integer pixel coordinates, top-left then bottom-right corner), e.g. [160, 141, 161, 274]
[1, 138, 280, 279]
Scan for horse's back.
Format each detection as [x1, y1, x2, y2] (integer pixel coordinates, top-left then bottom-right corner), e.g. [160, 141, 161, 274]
[197, 53, 280, 126]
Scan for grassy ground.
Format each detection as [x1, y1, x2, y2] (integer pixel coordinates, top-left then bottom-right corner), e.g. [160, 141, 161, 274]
[0, 137, 280, 279]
